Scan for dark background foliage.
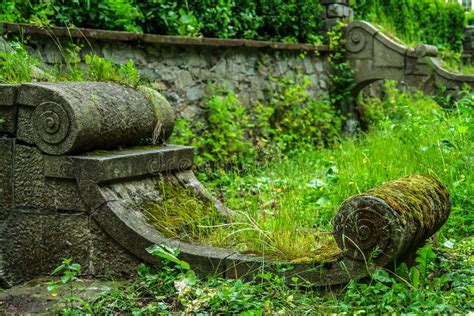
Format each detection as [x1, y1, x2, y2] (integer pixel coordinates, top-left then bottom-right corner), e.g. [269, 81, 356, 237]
[0, 0, 323, 43]
[0, 0, 466, 49]
[350, 0, 465, 51]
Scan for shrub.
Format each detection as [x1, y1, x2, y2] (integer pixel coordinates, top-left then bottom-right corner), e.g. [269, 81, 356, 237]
[263, 75, 341, 152]
[171, 85, 255, 171]
[0, 0, 323, 43]
[171, 77, 342, 172]
[466, 10, 474, 25]
[351, 0, 465, 51]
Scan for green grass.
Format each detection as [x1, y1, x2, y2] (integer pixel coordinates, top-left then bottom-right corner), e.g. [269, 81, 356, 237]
[441, 51, 474, 75]
[192, 87, 472, 260]
[0, 39, 142, 87]
[141, 85, 473, 267]
[44, 85, 473, 315]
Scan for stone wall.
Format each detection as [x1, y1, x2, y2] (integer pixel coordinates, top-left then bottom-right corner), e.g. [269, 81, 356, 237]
[464, 26, 474, 58]
[1, 23, 332, 120]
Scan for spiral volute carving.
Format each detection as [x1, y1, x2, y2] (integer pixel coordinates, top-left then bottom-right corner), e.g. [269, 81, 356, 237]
[32, 101, 71, 146]
[346, 27, 367, 53]
[333, 196, 399, 262]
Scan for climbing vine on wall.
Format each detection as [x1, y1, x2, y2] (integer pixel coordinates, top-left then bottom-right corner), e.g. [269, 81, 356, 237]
[326, 23, 356, 128]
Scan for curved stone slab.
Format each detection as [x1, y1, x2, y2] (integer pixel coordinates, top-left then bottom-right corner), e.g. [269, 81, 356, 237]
[345, 21, 474, 95]
[74, 164, 366, 286]
[73, 158, 450, 286]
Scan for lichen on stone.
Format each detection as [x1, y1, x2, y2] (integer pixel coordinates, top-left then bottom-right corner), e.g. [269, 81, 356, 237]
[366, 174, 450, 234]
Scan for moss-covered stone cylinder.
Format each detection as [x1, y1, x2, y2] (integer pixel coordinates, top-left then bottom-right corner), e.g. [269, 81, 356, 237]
[18, 82, 174, 155]
[333, 175, 450, 265]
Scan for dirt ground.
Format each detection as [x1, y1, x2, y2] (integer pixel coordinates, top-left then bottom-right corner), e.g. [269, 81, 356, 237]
[0, 277, 117, 315]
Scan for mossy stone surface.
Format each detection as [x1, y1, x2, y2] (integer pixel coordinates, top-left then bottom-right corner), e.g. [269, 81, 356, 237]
[334, 174, 450, 265]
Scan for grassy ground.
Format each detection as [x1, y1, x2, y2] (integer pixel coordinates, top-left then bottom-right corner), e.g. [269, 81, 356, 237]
[52, 85, 472, 314]
[144, 86, 473, 265]
[1, 38, 472, 314]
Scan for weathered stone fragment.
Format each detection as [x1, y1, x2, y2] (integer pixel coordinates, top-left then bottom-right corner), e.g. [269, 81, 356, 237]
[0, 85, 18, 135]
[17, 82, 174, 155]
[1, 212, 45, 286]
[0, 138, 13, 219]
[41, 213, 90, 273]
[333, 175, 450, 266]
[345, 21, 474, 95]
[88, 218, 139, 277]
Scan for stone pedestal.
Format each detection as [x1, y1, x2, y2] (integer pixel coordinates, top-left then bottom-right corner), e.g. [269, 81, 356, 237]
[321, 0, 353, 33]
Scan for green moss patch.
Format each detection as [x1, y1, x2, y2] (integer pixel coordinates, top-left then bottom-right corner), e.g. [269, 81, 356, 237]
[367, 174, 449, 233]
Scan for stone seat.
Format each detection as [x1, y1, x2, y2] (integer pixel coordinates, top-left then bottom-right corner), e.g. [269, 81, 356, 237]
[0, 82, 451, 288]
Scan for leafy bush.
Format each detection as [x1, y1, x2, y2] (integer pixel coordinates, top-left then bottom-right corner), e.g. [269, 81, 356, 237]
[466, 10, 474, 25]
[171, 76, 342, 172]
[0, 41, 39, 83]
[0, 0, 323, 43]
[264, 75, 341, 152]
[172, 85, 255, 171]
[351, 0, 465, 51]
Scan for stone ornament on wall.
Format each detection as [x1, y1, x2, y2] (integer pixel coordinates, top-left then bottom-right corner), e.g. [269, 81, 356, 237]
[345, 26, 367, 53]
[344, 21, 474, 96]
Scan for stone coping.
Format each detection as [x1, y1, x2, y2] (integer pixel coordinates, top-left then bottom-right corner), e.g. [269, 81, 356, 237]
[0, 22, 330, 52]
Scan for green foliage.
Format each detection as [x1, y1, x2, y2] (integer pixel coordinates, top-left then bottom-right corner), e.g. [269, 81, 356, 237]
[172, 85, 255, 171]
[172, 77, 342, 172]
[97, 0, 143, 32]
[0, 0, 143, 31]
[47, 258, 93, 314]
[74, 244, 327, 314]
[440, 50, 474, 74]
[255, 0, 323, 43]
[147, 244, 191, 270]
[57, 238, 473, 313]
[0, 0, 323, 43]
[351, 0, 466, 51]
[466, 10, 474, 25]
[264, 75, 342, 152]
[340, 243, 473, 313]
[0, 39, 142, 87]
[83, 55, 140, 87]
[326, 22, 356, 121]
[0, 41, 39, 83]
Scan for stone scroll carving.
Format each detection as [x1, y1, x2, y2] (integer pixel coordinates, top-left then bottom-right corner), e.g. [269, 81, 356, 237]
[19, 82, 175, 155]
[345, 21, 474, 96]
[334, 175, 450, 266]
